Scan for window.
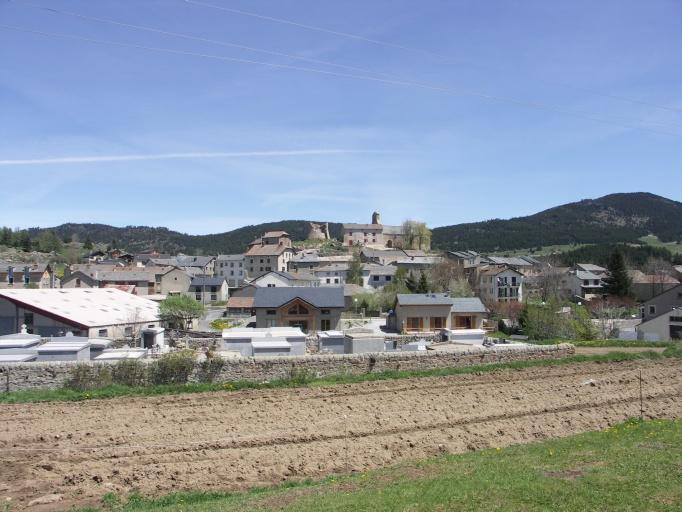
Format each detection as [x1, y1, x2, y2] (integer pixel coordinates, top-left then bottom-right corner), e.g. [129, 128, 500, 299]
[386, 276, 392, 282]
[334, 278, 339, 284]
[321, 309, 330, 315]
[210, 286, 217, 293]
[406, 317, 424, 331]
[124, 326, 133, 336]
[430, 317, 446, 329]
[267, 283, 276, 288]
[260, 259, 264, 264]
[76, 278, 81, 288]
[649, 305, 656, 315]
[23, 312, 33, 326]
[373, 275, 380, 281]
[321, 319, 331, 331]
[266, 309, 277, 315]
[670, 316, 682, 322]
[98, 329, 108, 337]
[230, 262, 234, 268]
[288, 304, 309, 315]
[211, 294, 217, 301]
[230, 271, 234, 276]
[511, 277, 517, 286]
[195, 294, 202, 301]
[265, 319, 276, 327]
[326, 278, 331, 284]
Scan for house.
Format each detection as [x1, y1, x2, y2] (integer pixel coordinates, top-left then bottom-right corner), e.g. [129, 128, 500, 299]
[62, 266, 191, 297]
[225, 283, 258, 315]
[566, 269, 604, 299]
[637, 308, 682, 341]
[289, 250, 353, 272]
[477, 266, 523, 303]
[0, 262, 56, 289]
[0, 288, 160, 338]
[253, 286, 345, 332]
[576, 263, 608, 277]
[250, 271, 319, 288]
[215, 254, 246, 287]
[245, 232, 294, 278]
[446, 250, 483, 269]
[362, 264, 396, 289]
[314, 264, 349, 286]
[343, 211, 421, 249]
[390, 294, 488, 332]
[148, 255, 216, 276]
[628, 270, 679, 302]
[188, 276, 229, 304]
[640, 284, 682, 323]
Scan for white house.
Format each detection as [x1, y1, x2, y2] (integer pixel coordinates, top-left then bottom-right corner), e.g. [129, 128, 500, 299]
[216, 254, 246, 287]
[478, 265, 523, 303]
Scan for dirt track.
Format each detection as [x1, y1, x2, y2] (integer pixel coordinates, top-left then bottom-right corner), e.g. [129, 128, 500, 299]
[1, 358, 681, 510]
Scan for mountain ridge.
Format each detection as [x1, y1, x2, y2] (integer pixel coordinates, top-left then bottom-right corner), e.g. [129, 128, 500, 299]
[18, 192, 682, 255]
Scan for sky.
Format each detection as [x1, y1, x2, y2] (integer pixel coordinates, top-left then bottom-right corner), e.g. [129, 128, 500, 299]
[1, 0, 681, 234]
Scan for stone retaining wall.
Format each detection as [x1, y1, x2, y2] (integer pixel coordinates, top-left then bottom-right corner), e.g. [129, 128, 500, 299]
[0, 344, 574, 393]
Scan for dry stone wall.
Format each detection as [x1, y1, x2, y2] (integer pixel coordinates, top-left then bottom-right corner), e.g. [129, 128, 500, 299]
[0, 344, 574, 393]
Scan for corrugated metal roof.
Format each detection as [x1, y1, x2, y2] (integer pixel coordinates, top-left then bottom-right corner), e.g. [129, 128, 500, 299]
[0, 288, 160, 327]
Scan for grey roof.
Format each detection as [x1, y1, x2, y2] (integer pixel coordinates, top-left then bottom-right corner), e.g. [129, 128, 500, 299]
[363, 264, 397, 275]
[577, 263, 607, 272]
[575, 270, 602, 281]
[216, 254, 245, 262]
[488, 256, 535, 266]
[396, 293, 456, 306]
[396, 294, 486, 313]
[254, 286, 345, 309]
[190, 276, 227, 287]
[343, 223, 383, 230]
[451, 297, 487, 313]
[96, 271, 154, 282]
[0, 262, 49, 273]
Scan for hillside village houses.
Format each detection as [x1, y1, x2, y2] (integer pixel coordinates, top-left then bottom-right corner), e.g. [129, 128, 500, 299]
[245, 231, 295, 278]
[215, 254, 246, 288]
[0, 262, 56, 289]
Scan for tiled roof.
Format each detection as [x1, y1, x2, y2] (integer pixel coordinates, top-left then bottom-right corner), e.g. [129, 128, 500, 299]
[245, 244, 290, 256]
[226, 296, 255, 309]
[262, 231, 289, 238]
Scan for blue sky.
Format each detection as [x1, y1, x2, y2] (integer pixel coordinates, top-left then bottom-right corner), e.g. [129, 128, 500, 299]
[1, 0, 681, 234]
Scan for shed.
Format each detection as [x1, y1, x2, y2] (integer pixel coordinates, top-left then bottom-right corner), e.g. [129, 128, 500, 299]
[318, 330, 345, 354]
[36, 341, 90, 362]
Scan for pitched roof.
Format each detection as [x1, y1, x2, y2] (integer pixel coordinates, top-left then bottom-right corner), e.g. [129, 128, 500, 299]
[226, 296, 255, 309]
[190, 276, 227, 287]
[396, 293, 487, 313]
[577, 263, 607, 272]
[245, 244, 291, 256]
[262, 231, 289, 238]
[254, 286, 345, 309]
[396, 293, 455, 306]
[478, 265, 523, 277]
[0, 288, 159, 327]
[343, 223, 382, 230]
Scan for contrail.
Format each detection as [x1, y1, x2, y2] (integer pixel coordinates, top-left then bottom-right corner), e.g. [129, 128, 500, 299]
[0, 149, 365, 166]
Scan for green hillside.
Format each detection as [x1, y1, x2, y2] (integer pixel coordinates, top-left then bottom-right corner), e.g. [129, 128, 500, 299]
[431, 192, 682, 252]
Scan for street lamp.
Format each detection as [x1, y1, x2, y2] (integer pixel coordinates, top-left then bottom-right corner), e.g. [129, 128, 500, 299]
[354, 297, 358, 315]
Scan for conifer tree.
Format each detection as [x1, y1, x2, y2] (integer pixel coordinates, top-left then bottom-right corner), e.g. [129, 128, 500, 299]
[603, 251, 632, 297]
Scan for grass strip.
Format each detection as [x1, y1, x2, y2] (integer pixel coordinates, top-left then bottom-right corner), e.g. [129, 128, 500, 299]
[82, 418, 682, 511]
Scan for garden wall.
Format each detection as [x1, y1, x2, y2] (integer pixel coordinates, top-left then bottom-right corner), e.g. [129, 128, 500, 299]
[0, 343, 574, 393]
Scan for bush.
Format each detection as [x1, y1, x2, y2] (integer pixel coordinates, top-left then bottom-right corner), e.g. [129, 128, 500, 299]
[287, 367, 315, 386]
[149, 350, 196, 385]
[65, 364, 112, 391]
[112, 359, 148, 387]
[196, 355, 226, 383]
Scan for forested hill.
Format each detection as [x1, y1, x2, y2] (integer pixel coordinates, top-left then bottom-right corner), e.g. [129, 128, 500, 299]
[431, 193, 682, 253]
[17, 192, 682, 255]
[25, 221, 343, 255]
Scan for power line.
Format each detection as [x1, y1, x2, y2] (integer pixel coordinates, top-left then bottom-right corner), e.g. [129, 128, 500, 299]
[182, 0, 682, 116]
[15, 1, 682, 132]
[9, 0, 396, 79]
[2, 23, 682, 140]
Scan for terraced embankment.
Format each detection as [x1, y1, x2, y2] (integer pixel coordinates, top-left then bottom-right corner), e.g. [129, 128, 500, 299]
[0, 358, 680, 510]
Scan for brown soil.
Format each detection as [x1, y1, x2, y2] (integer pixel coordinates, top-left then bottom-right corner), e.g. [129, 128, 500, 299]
[0, 358, 680, 510]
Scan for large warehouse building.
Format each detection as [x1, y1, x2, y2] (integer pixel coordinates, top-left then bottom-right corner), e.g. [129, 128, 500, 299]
[0, 288, 161, 339]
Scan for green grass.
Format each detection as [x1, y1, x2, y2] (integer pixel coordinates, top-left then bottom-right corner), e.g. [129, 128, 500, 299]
[639, 234, 682, 255]
[2, 343, 679, 404]
[82, 418, 682, 511]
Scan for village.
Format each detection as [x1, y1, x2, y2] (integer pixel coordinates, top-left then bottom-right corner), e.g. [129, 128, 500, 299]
[0, 211, 680, 371]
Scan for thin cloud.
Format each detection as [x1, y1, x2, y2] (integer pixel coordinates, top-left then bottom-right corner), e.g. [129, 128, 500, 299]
[0, 149, 369, 166]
